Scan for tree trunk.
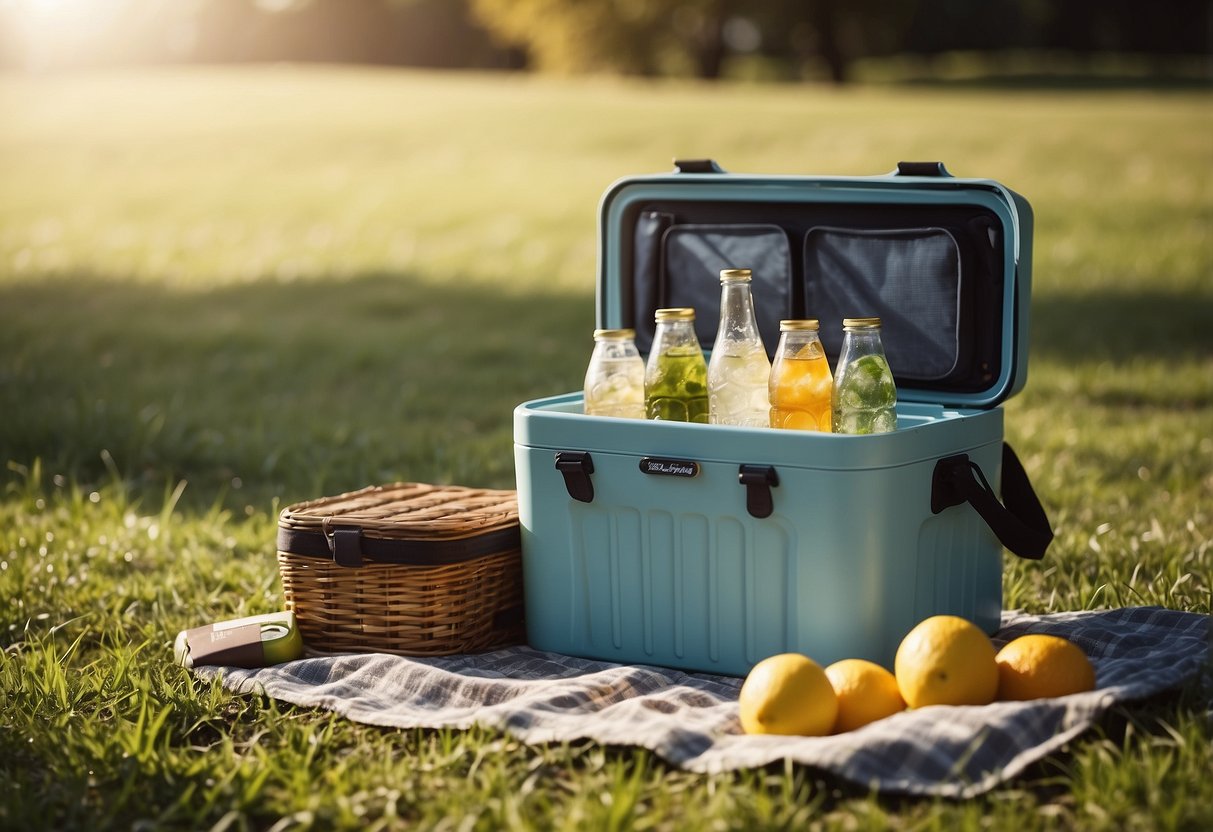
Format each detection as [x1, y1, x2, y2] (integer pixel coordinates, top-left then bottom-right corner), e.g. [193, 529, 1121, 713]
[812, 0, 848, 84]
[696, 16, 726, 79]
[691, 0, 727, 80]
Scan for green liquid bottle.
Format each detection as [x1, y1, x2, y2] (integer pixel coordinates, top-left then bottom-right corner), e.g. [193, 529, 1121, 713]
[645, 308, 709, 423]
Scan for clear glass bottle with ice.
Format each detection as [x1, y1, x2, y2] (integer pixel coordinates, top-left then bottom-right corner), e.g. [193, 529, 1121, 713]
[831, 317, 897, 434]
[707, 269, 771, 427]
[583, 328, 645, 419]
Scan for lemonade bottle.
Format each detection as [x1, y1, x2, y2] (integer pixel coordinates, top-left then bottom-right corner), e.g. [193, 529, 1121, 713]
[769, 319, 833, 431]
[645, 308, 709, 423]
[583, 328, 645, 419]
[707, 269, 770, 427]
[831, 317, 897, 434]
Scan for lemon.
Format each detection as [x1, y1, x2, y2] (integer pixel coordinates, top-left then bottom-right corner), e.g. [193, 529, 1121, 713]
[995, 634, 1096, 700]
[894, 615, 998, 708]
[824, 658, 906, 732]
[738, 653, 837, 736]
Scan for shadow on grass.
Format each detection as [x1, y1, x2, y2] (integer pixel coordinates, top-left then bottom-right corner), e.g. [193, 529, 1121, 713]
[1029, 287, 1213, 371]
[0, 270, 593, 506]
[3, 274, 1210, 505]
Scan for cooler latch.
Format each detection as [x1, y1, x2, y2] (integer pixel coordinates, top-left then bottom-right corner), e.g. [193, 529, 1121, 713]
[555, 451, 595, 503]
[738, 464, 779, 519]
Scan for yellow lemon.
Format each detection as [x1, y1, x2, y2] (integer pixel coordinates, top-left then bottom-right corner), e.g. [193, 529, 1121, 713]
[894, 615, 998, 708]
[824, 658, 906, 733]
[995, 634, 1096, 700]
[738, 653, 837, 736]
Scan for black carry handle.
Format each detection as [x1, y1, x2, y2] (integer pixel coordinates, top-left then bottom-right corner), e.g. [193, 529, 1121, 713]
[894, 160, 953, 178]
[673, 157, 726, 174]
[931, 443, 1053, 560]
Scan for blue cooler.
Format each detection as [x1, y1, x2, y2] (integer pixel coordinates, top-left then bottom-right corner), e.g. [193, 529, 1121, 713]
[513, 160, 1052, 676]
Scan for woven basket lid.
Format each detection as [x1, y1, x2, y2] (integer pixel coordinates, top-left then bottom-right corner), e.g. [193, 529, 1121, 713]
[277, 483, 519, 566]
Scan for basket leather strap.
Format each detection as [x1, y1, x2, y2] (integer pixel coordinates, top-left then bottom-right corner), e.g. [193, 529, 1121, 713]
[930, 442, 1053, 560]
[277, 524, 521, 568]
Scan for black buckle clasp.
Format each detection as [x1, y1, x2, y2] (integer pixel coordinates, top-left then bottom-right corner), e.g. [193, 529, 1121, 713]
[555, 451, 595, 503]
[323, 523, 364, 568]
[738, 464, 779, 519]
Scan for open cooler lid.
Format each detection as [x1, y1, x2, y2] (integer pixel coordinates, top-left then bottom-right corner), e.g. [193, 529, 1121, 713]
[595, 160, 1033, 410]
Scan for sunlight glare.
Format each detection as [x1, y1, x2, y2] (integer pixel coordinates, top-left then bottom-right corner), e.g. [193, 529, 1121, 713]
[1, 0, 200, 71]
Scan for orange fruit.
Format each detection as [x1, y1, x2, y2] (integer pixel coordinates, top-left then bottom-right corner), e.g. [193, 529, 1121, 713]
[824, 658, 906, 732]
[894, 615, 999, 708]
[995, 634, 1096, 700]
[738, 653, 838, 736]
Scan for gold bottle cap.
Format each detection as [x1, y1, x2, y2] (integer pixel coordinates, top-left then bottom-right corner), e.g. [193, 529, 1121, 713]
[779, 319, 820, 332]
[719, 268, 752, 282]
[593, 328, 635, 340]
[654, 307, 696, 321]
[843, 317, 882, 329]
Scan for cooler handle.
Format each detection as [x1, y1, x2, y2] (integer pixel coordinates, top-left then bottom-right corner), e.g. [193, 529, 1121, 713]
[894, 160, 952, 177]
[930, 443, 1053, 560]
[673, 158, 726, 174]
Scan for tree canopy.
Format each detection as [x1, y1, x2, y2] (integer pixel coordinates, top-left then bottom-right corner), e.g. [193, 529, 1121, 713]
[1, 0, 1207, 81]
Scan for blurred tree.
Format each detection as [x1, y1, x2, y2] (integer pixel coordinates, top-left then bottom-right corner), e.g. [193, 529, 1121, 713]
[469, 0, 917, 83]
[1033, 0, 1212, 56]
[191, 0, 519, 68]
[0, 0, 1205, 77]
[469, 0, 676, 76]
[471, 0, 1210, 82]
[902, 0, 1033, 56]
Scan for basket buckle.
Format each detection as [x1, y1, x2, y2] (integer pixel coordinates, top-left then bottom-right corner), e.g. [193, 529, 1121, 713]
[323, 522, 364, 568]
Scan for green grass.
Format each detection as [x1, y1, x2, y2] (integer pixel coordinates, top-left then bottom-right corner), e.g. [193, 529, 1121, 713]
[2, 65, 1211, 830]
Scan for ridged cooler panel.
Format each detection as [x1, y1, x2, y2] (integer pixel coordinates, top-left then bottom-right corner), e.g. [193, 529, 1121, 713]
[564, 503, 796, 669]
[915, 510, 1003, 635]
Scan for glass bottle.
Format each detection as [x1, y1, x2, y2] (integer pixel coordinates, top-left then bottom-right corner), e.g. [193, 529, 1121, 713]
[645, 308, 708, 423]
[707, 269, 771, 427]
[583, 328, 645, 419]
[769, 319, 833, 431]
[831, 317, 897, 434]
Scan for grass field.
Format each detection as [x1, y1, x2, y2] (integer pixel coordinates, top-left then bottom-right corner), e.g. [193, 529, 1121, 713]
[2, 66, 1211, 830]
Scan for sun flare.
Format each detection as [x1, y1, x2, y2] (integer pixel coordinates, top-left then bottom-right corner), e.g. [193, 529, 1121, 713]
[1, 0, 200, 71]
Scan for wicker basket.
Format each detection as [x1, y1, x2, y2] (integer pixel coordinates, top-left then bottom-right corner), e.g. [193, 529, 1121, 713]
[276, 482, 524, 656]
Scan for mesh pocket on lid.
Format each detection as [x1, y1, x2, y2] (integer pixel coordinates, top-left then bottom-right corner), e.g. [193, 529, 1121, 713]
[804, 226, 962, 381]
[661, 223, 791, 352]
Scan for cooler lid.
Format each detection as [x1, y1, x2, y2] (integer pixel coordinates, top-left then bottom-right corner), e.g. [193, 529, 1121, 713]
[595, 160, 1033, 410]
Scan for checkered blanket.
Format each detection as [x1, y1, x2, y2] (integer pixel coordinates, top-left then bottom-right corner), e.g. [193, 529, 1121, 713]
[195, 606, 1210, 797]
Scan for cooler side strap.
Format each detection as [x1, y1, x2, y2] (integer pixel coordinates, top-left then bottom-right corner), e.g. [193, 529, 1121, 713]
[930, 443, 1053, 560]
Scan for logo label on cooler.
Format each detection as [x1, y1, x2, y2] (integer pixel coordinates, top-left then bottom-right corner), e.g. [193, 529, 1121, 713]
[639, 457, 700, 478]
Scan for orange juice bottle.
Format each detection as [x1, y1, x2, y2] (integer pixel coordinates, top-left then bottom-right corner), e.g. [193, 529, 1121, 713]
[769, 319, 833, 431]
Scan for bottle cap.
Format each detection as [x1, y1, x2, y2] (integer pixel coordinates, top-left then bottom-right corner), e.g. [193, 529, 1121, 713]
[593, 328, 636, 340]
[654, 307, 696, 322]
[719, 268, 752, 282]
[843, 317, 882, 329]
[779, 319, 820, 331]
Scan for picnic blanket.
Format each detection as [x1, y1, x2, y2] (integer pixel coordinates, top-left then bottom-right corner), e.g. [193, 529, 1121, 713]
[195, 606, 1210, 798]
